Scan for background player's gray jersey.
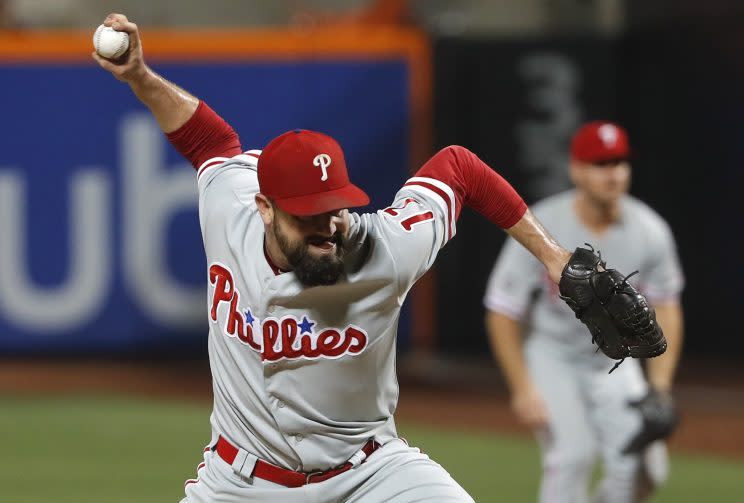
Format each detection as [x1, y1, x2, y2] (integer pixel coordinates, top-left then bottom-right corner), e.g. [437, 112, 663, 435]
[196, 152, 457, 472]
[484, 190, 684, 365]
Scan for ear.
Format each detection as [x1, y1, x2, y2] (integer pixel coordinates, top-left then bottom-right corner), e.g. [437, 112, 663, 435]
[255, 193, 274, 225]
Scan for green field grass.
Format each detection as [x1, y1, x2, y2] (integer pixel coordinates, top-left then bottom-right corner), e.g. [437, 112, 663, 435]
[0, 396, 742, 502]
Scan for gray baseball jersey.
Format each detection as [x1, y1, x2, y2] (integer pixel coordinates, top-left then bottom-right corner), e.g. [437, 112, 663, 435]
[484, 189, 684, 364]
[483, 190, 683, 503]
[197, 150, 457, 472]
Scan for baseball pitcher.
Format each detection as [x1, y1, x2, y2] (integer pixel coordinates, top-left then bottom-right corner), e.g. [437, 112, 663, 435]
[94, 14, 667, 502]
[484, 122, 684, 503]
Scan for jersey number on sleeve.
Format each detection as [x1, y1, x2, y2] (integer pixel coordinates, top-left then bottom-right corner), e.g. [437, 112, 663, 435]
[383, 198, 434, 232]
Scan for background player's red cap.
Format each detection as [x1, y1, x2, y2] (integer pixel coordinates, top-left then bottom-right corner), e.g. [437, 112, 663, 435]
[570, 121, 631, 164]
[258, 129, 370, 216]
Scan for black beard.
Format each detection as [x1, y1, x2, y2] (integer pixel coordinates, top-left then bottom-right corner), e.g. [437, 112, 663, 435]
[273, 223, 346, 287]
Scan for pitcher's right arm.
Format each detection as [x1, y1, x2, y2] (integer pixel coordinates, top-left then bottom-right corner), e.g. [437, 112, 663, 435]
[92, 13, 241, 168]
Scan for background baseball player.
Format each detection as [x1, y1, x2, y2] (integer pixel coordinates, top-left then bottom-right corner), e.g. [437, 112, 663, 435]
[484, 121, 684, 503]
[92, 13, 623, 502]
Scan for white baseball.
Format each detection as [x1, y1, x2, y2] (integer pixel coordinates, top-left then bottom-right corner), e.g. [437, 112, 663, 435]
[93, 24, 130, 59]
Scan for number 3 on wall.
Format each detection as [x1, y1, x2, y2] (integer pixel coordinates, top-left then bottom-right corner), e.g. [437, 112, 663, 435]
[383, 198, 434, 232]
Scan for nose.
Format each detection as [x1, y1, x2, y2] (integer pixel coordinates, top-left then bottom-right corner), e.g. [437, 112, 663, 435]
[314, 211, 339, 236]
[326, 214, 338, 236]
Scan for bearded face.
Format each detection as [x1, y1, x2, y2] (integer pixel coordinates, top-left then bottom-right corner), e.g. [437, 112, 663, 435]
[271, 211, 347, 287]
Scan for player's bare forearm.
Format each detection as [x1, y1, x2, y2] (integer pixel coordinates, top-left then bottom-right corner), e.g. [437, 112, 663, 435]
[92, 13, 199, 133]
[505, 209, 571, 284]
[127, 69, 199, 133]
[647, 301, 684, 392]
[485, 311, 532, 394]
[487, 311, 550, 428]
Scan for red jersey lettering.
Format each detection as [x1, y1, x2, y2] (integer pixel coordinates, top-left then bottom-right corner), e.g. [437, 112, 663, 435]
[209, 262, 369, 361]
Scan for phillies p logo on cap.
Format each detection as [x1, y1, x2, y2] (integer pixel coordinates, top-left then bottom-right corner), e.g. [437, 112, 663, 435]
[313, 154, 332, 182]
[597, 124, 619, 147]
[258, 130, 369, 216]
[570, 121, 631, 164]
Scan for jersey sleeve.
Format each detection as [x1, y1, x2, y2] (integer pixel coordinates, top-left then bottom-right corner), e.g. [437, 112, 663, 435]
[197, 149, 261, 193]
[166, 100, 243, 172]
[483, 237, 543, 320]
[197, 150, 261, 228]
[163, 100, 260, 249]
[640, 219, 685, 304]
[414, 146, 527, 229]
[166, 100, 261, 217]
[370, 177, 455, 294]
[370, 145, 527, 295]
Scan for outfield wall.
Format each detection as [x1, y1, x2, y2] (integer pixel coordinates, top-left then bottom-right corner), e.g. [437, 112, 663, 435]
[0, 28, 431, 354]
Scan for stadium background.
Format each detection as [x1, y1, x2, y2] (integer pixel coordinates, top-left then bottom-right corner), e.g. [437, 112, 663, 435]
[1, 1, 742, 501]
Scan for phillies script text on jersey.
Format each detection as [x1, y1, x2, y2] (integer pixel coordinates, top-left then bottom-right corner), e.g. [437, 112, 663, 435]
[209, 263, 368, 361]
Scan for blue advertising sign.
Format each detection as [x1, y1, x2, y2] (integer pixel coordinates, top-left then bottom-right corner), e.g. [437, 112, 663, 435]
[0, 61, 411, 353]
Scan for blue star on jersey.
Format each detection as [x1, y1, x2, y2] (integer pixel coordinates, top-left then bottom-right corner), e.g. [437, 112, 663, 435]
[298, 316, 315, 334]
[241, 309, 312, 333]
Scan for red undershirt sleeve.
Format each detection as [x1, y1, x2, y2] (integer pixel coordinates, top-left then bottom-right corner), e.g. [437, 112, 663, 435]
[413, 145, 527, 229]
[165, 101, 242, 170]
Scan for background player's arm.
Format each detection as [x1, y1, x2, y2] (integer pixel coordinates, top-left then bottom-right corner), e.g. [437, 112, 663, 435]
[483, 237, 548, 427]
[485, 311, 548, 427]
[640, 219, 685, 393]
[92, 13, 198, 133]
[647, 301, 684, 393]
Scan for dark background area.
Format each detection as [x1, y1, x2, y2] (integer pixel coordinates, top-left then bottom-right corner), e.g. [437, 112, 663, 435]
[1, 0, 741, 364]
[434, 8, 743, 360]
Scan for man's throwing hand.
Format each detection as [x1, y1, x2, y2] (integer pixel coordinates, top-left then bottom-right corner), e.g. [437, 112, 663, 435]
[91, 13, 146, 83]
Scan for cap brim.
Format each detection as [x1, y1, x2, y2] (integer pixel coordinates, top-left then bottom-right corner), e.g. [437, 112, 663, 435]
[273, 183, 370, 216]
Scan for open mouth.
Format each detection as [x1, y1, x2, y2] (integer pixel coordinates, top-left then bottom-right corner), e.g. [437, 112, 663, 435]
[307, 235, 338, 251]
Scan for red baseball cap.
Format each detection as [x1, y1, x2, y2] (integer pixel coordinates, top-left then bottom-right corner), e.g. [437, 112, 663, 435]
[258, 129, 370, 216]
[570, 121, 631, 164]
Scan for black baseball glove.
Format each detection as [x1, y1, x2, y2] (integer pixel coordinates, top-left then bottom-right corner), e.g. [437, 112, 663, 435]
[622, 389, 680, 454]
[558, 245, 667, 372]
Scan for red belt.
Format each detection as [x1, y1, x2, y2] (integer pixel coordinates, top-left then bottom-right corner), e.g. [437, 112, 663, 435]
[215, 435, 380, 488]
